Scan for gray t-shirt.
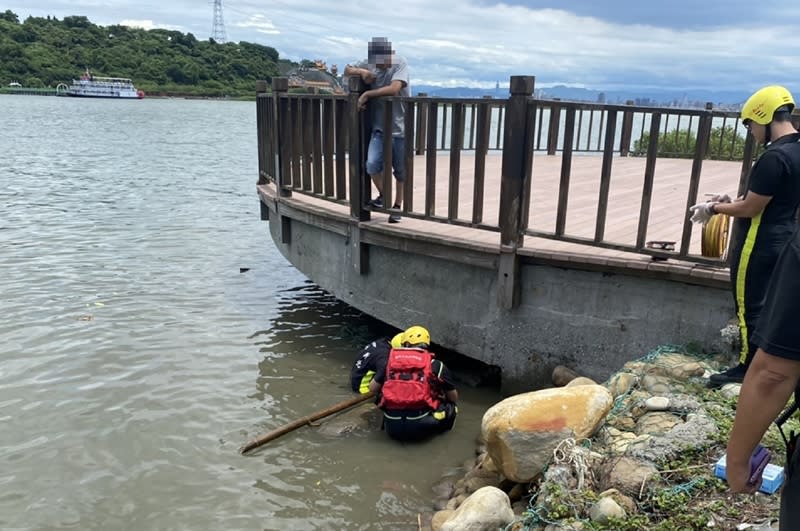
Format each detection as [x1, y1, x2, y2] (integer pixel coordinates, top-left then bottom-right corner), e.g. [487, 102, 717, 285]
[354, 56, 410, 137]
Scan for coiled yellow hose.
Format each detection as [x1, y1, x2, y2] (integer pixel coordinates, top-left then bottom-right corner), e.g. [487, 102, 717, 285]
[701, 213, 730, 259]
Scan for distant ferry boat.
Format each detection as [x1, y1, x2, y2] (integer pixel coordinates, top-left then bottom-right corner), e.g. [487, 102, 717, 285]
[59, 70, 144, 99]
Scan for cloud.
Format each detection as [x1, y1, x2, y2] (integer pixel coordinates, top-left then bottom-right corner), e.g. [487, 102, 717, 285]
[234, 15, 280, 35]
[119, 19, 183, 32]
[8, 0, 800, 92]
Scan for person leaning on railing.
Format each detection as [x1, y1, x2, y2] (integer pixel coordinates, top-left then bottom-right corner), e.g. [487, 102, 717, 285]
[343, 37, 410, 224]
[689, 85, 800, 387]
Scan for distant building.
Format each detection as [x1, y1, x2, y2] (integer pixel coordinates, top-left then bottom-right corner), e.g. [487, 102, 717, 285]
[597, 92, 606, 103]
[286, 59, 344, 94]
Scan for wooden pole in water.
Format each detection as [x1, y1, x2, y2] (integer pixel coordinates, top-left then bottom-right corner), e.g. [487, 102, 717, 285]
[239, 392, 376, 454]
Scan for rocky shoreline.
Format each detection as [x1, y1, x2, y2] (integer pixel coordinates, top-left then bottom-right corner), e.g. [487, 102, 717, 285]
[420, 346, 791, 531]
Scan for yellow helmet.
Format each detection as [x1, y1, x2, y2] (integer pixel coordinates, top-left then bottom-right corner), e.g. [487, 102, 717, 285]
[403, 325, 430, 348]
[741, 85, 795, 126]
[390, 332, 404, 349]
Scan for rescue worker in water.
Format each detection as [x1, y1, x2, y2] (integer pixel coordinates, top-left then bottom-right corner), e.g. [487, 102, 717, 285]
[368, 325, 459, 441]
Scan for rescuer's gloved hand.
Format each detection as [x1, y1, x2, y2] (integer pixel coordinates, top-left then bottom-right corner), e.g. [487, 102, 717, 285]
[708, 193, 732, 203]
[689, 202, 716, 224]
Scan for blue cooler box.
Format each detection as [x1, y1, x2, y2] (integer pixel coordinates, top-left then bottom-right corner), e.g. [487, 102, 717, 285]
[714, 454, 784, 494]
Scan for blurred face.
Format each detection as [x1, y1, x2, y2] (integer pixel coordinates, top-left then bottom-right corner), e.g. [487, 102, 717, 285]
[374, 53, 393, 69]
[368, 39, 393, 69]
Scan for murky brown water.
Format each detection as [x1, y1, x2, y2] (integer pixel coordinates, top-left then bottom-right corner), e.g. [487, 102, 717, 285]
[0, 95, 502, 530]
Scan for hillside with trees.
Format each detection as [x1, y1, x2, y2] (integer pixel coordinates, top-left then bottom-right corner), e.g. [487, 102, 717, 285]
[0, 10, 295, 97]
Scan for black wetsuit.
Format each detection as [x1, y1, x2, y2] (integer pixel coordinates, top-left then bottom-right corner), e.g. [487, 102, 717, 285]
[349, 337, 391, 394]
[729, 132, 800, 366]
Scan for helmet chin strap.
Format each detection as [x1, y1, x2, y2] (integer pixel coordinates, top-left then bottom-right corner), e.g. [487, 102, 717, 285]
[764, 122, 772, 146]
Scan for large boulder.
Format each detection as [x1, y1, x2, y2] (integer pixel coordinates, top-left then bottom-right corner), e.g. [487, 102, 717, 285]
[481, 385, 613, 482]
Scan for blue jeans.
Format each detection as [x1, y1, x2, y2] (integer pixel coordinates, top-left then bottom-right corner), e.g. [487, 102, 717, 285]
[366, 131, 405, 182]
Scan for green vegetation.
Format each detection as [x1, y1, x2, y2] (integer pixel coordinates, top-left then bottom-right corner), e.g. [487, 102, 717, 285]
[632, 125, 750, 161]
[0, 10, 297, 98]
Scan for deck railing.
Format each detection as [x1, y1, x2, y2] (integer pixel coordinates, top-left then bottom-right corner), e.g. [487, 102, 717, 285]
[256, 75, 760, 265]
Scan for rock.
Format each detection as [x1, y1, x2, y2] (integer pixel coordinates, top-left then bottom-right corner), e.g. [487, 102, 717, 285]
[721, 383, 742, 399]
[640, 374, 672, 394]
[552, 365, 581, 386]
[566, 376, 598, 387]
[628, 411, 719, 463]
[440, 486, 515, 531]
[511, 499, 528, 515]
[598, 488, 637, 514]
[608, 416, 636, 431]
[606, 431, 651, 454]
[589, 496, 626, 522]
[479, 454, 499, 473]
[546, 523, 586, 530]
[465, 475, 499, 493]
[634, 412, 682, 436]
[645, 352, 706, 379]
[543, 463, 576, 489]
[482, 385, 613, 482]
[431, 509, 455, 531]
[507, 482, 528, 502]
[644, 396, 670, 411]
[599, 456, 659, 495]
[607, 372, 638, 398]
[432, 498, 449, 511]
[432, 478, 456, 500]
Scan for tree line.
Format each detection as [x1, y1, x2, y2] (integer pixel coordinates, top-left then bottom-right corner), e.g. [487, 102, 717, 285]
[0, 10, 297, 98]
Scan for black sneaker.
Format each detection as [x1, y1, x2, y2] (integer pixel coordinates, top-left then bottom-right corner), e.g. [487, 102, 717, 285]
[369, 195, 384, 208]
[708, 363, 747, 387]
[388, 212, 401, 223]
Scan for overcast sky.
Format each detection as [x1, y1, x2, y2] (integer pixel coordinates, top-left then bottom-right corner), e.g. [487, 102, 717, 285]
[6, 0, 800, 92]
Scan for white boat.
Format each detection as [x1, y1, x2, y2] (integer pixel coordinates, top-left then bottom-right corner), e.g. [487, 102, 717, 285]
[61, 69, 144, 99]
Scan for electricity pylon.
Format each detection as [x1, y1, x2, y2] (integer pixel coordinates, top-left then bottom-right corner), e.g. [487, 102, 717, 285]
[211, 0, 227, 43]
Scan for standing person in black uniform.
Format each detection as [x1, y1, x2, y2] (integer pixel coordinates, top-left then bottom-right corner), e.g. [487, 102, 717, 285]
[726, 226, 800, 528]
[690, 85, 800, 386]
[368, 325, 459, 442]
[350, 332, 404, 395]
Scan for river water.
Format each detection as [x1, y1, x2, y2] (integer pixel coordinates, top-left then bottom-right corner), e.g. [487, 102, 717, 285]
[0, 95, 501, 530]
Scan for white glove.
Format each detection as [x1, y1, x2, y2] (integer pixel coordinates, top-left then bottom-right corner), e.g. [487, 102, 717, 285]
[689, 202, 716, 224]
[707, 193, 732, 203]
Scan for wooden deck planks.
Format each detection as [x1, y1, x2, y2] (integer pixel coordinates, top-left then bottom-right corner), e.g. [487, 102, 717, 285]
[283, 152, 740, 265]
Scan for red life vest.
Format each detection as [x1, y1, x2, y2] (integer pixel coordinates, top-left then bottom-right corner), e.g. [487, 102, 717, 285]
[379, 348, 441, 411]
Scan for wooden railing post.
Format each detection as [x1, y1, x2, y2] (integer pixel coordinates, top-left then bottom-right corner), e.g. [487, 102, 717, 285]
[415, 92, 428, 155]
[703, 102, 713, 158]
[619, 100, 635, 156]
[546, 98, 560, 155]
[256, 80, 270, 186]
[348, 76, 370, 221]
[497, 75, 535, 310]
[272, 77, 291, 198]
[679, 105, 713, 256]
[738, 134, 757, 198]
